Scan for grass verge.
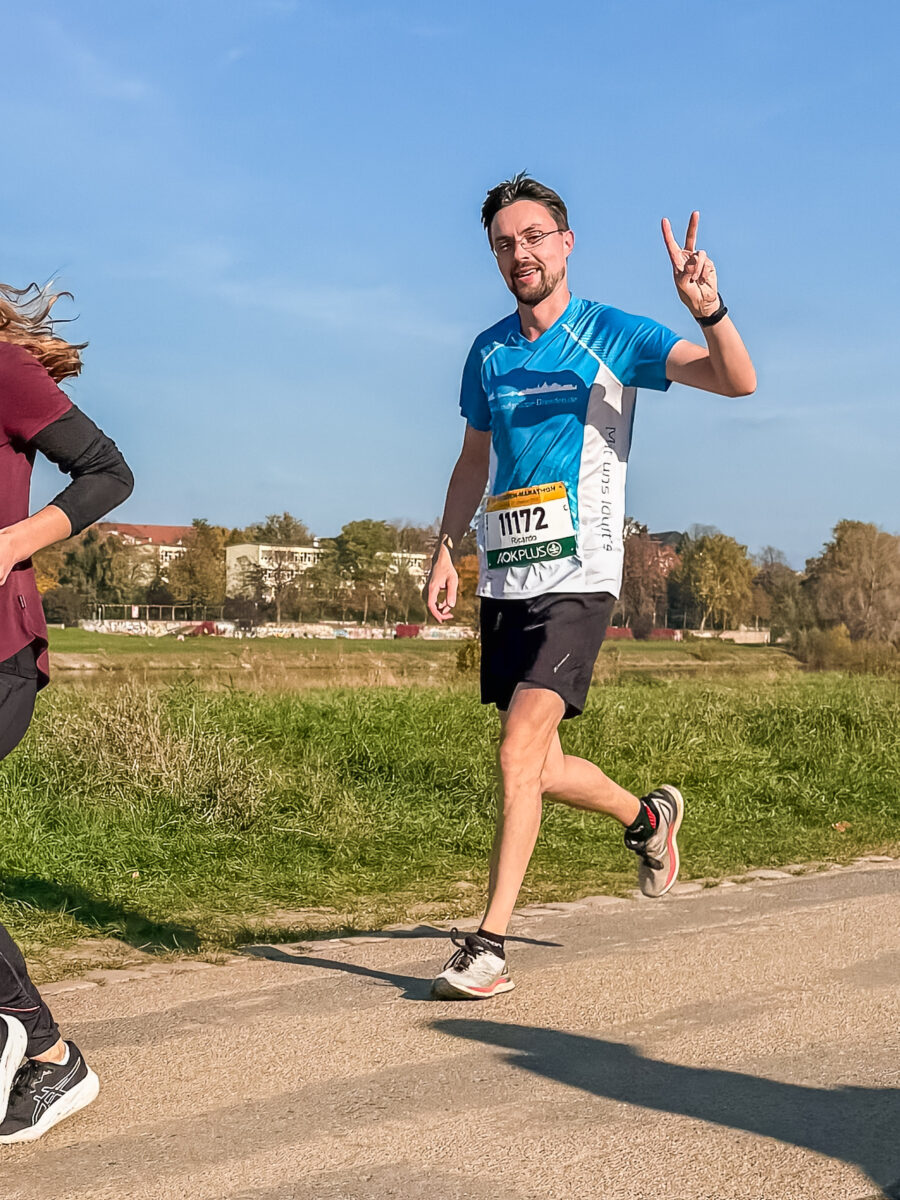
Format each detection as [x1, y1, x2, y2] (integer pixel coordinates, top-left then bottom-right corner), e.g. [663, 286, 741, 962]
[1, 672, 897, 981]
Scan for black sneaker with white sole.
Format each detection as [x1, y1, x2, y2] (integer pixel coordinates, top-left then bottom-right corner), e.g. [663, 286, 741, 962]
[0, 1041, 99, 1143]
[0, 1015, 27, 1124]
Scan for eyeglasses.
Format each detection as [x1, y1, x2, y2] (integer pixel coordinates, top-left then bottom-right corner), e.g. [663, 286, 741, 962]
[491, 228, 566, 258]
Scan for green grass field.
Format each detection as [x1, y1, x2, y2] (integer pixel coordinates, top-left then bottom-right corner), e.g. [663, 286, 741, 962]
[49, 628, 458, 657]
[48, 627, 797, 691]
[2, 652, 897, 981]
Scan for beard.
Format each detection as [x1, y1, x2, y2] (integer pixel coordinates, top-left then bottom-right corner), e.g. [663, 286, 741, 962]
[508, 262, 565, 306]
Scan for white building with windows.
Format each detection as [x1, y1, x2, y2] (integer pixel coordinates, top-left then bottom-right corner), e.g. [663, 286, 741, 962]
[96, 523, 193, 583]
[226, 543, 322, 599]
[225, 542, 429, 600]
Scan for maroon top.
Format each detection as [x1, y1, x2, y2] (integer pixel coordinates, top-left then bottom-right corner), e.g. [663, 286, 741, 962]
[0, 342, 72, 687]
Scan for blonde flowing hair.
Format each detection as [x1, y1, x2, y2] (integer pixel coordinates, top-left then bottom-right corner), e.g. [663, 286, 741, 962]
[0, 282, 86, 382]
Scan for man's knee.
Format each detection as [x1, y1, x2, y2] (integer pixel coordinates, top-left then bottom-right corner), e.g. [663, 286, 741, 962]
[498, 688, 564, 797]
[498, 728, 545, 796]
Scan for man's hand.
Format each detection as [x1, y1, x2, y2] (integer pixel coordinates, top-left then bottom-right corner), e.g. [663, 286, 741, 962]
[662, 212, 719, 319]
[425, 543, 458, 623]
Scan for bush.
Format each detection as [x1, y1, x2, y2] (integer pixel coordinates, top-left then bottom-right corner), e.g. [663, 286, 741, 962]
[40, 586, 86, 626]
[631, 613, 654, 640]
[793, 625, 899, 675]
[690, 640, 719, 661]
[456, 638, 481, 675]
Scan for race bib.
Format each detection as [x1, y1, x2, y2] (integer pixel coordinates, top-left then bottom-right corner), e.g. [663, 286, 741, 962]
[484, 482, 577, 570]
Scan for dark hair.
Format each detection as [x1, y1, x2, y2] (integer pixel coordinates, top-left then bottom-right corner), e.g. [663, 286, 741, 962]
[481, 172, 569, 235]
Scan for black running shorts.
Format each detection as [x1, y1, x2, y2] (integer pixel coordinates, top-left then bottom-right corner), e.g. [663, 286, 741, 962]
[479, 592, 616, 720]
[0, 645, 39, 760]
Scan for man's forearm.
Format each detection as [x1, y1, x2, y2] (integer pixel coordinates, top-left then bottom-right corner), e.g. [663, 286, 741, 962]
[700, 314, 756, 396]
[437, 458, 488, 558]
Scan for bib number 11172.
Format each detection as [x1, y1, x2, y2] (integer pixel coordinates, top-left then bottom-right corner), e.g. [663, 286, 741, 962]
[484, 481, 577, 569]
[495, 506, 548, 537]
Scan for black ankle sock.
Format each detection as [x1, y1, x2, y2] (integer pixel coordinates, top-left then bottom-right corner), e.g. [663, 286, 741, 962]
[625, 794, 660, 842]
[476, 928, 505, 956]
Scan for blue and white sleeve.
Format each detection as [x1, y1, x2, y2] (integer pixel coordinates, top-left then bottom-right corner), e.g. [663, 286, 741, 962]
[458, 341, 491, 431]
[599, 310, 682, 392]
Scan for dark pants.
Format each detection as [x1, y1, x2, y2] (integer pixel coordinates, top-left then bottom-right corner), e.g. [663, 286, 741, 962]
[0, 645, 60, 1056]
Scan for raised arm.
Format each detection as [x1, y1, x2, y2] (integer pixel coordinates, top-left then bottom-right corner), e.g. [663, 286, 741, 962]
[661, 212, 757, 398]
[425, 423, 491, 622]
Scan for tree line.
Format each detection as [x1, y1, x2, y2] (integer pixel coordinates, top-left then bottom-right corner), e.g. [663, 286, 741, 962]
[34, 511, 900, 648]
[35, 513, 445, 627]
[615, 519, 899, 651]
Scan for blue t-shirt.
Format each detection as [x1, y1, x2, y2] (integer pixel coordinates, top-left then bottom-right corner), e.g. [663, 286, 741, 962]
[460, 295, 679, 598]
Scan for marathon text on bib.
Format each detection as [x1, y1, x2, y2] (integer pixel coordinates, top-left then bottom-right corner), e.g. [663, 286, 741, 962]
[485, 482, 577, 570]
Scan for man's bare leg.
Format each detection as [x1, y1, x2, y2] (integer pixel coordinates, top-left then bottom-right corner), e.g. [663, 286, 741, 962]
[537, 727, 683, 897]
[480, 686, 565, 934]
[432, 683, 683, 997]
[539, 732, 641, 822]
[482, 685, 643, 935]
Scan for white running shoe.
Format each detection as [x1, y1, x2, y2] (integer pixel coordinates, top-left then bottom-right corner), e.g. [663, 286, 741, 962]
[431, 930, 515, 1000]
[0, 1015, 27, 1124]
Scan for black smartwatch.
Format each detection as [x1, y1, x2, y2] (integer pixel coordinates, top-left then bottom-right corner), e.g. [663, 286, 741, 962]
[696, 297, 728, 327]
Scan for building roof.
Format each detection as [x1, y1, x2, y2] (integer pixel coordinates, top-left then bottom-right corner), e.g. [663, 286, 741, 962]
[650, 530, 683, 549]
[96, 523, 195, 546]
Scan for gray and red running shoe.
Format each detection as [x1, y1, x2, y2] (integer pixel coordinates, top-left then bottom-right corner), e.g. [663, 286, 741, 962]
[625, 785, 684, 898]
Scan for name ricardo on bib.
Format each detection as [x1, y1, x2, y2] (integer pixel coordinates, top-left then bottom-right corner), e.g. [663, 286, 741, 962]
[484, 482, 577, 570]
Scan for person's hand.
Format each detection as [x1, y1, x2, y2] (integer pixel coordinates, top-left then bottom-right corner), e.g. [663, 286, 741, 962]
[661, 211, 719, 319]
[425, 544, 458, 622]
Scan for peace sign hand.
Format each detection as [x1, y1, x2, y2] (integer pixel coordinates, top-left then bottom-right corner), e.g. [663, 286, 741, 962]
[661, 211, 720, 320]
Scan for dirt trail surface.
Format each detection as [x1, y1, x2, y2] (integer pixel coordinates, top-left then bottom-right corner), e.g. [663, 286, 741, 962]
[2, 860, 898, 1200]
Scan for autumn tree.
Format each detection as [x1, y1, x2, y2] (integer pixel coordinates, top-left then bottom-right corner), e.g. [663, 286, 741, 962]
[753, 548, 808, 640]
[389, 520, 437, 555]
[58, 529, 145, 605]
[620, 521, 674, 636]
[167, 519, 227, 609]
[677, 533, 755, 631]
[32, 540, 67, 594]
[805, 521, 900, 642]
[228, 512, 313, 547]
[238, 548, 301, 624]
[387, 564, 426, 625]
[452, 553, 480, 627]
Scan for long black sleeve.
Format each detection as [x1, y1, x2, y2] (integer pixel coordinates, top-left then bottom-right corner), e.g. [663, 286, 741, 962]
[28, 405, 134, 535]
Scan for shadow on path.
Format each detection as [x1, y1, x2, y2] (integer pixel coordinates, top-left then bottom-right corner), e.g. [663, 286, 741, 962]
[242, 923, 559, 948]
[434, 1020, 900, 1199]
[243, 945, 432, 1000]
[243, 924, 560, 1001]
[0, 876, 201, 952]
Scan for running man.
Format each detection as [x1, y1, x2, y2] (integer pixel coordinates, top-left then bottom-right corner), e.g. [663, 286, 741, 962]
[426, 174, 755, 1000]
[0, 282, 133, 1138]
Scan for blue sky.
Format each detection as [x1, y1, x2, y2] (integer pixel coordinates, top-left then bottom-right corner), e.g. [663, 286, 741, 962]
[7, 0, 898, 566]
